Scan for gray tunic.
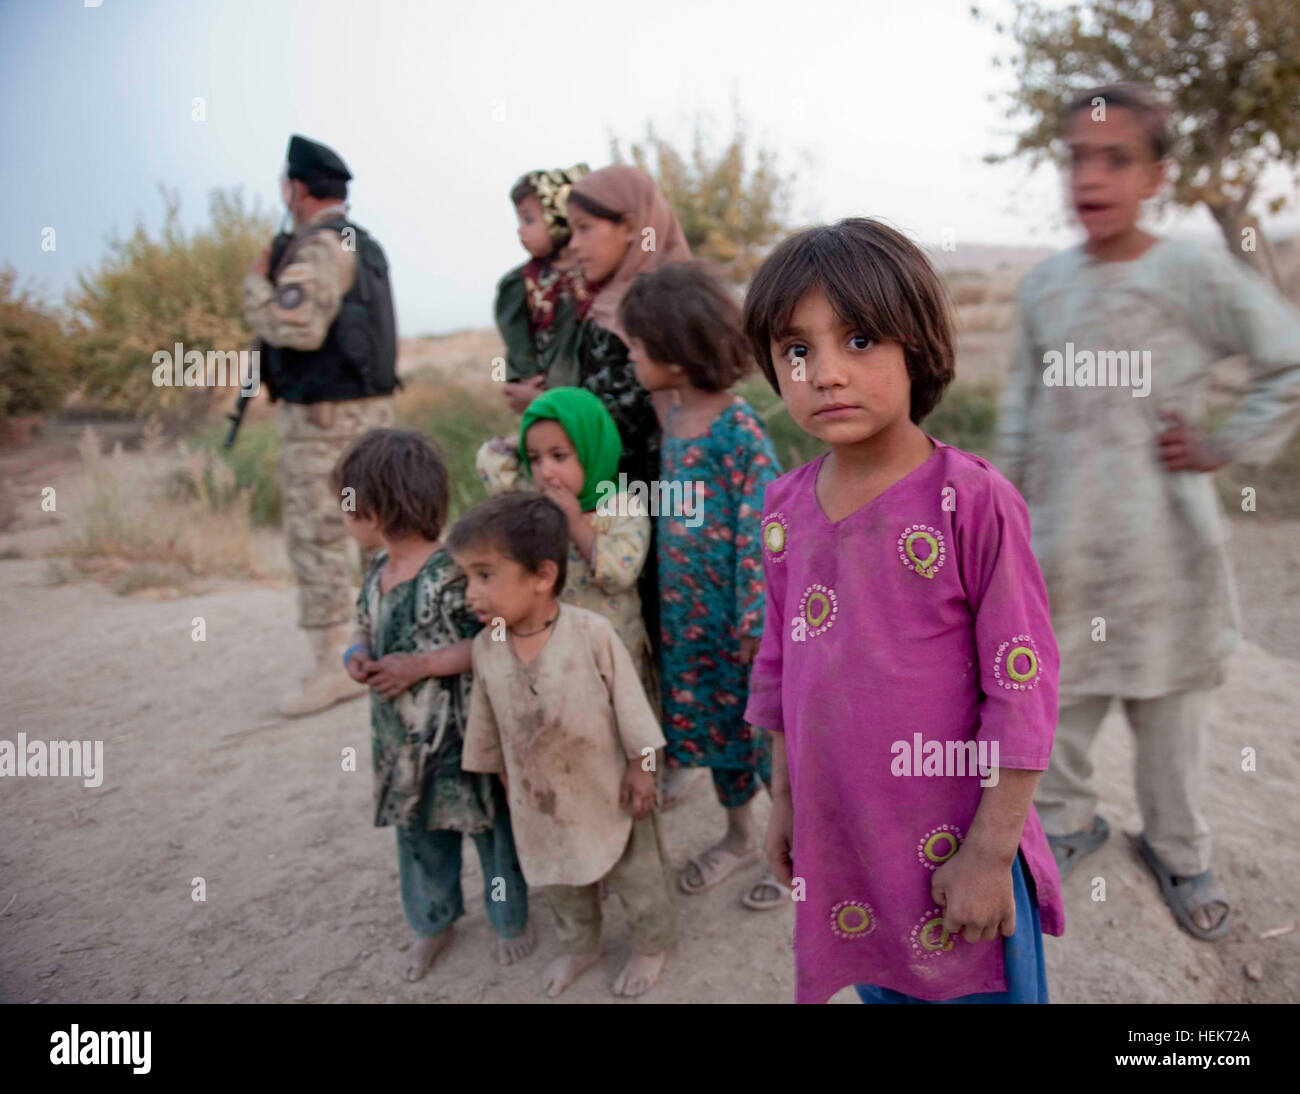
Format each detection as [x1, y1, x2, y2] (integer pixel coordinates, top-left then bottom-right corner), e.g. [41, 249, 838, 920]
[997, 238, 1300, 702]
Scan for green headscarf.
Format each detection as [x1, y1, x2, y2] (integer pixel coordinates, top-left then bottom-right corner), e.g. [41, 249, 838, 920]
[519, 387, 622, 512]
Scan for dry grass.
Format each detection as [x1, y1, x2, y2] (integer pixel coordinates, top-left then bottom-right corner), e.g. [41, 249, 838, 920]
[53, 420, 272, 590]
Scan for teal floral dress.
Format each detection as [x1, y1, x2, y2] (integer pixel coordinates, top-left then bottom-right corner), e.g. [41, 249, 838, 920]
[355, 547, 492, 834]
[657, 398, 782, 804]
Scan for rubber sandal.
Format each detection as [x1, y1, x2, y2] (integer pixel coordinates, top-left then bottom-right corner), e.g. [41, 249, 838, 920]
[1046, 814, 1110, 880]
[1131, 832, 1230, 942]
[677, 846, 760, 895]
[740, 868, 790, 911]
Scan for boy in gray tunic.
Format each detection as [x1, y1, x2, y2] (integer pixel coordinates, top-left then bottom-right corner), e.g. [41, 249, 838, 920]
[999, 84, 1300, 941]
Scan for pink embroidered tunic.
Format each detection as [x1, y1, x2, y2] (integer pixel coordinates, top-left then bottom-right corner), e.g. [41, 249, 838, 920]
[744, 440, 1065, 1003]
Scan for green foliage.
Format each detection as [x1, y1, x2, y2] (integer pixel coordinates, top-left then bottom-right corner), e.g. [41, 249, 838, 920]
[68, 186, 275, 418]
[977, 0, 1300, 267]
[396, 381, 519, 520]
[0, 266, 74, 419]
[192, 418, 283, 526]
[611, 110, 797, 283]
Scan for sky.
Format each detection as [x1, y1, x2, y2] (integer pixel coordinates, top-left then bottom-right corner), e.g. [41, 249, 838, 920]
[2, 0, 1297, 336]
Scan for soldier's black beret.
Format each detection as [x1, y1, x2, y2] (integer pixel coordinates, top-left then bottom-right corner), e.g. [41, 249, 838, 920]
[285, 134, 352, 182]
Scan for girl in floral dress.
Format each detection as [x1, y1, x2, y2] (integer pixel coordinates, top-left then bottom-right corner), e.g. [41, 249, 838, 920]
[619, 262, 784, 909]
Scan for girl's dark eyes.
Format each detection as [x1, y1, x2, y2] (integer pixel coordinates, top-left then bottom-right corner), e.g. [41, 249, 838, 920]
[849, 335, 873, 351]
[782, 343, 807, 362]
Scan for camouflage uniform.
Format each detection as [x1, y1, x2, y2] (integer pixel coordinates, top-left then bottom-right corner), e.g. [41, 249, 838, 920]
[243, 205, 395, 683]
[277, 397, 394, 627]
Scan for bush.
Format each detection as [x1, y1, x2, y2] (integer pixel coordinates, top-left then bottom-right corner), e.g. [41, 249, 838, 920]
[192, 417, 283, 526]
[395, 380, 519, 520]
[58, 423, 262, 586]
[68, 187, 275, 421]
[0, 266, 74, 420]
[612, 111, 796, 284]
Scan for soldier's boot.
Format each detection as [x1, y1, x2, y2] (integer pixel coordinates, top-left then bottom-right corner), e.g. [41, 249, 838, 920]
[278, 623, 367, 718]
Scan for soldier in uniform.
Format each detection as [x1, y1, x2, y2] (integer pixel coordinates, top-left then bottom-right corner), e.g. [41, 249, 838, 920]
[243, 134, 399, 717]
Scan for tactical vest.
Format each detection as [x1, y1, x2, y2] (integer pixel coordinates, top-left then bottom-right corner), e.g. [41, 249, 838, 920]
[264, 216, 399, 404]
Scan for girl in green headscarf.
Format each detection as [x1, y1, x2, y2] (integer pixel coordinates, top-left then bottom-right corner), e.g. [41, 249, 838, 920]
[475, 388, 658, 712]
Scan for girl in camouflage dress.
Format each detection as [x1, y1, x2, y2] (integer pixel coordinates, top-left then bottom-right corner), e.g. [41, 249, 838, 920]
[334, 429, 534, 981]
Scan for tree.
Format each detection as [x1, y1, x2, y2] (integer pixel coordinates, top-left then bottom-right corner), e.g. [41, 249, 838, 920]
[611, 109, 796, 283]
[977, 0, 1300, 283]
[68, 186, 276, 418]
[0, 266, 74, 422]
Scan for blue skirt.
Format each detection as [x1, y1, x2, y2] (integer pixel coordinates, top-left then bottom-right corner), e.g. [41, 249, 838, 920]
[854, 851, 1049, 1005]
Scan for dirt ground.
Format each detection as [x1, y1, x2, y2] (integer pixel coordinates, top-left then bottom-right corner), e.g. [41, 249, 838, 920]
[1, 525, 1297, 1004]
[1, 356, 1298, 1004]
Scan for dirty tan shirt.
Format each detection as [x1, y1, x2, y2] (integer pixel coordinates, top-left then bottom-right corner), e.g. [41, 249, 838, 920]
[998, 238, 1300, 701]
[243, 204, 356, 351]
[475, 438, 657, 706]
[461, 603, 665, 887]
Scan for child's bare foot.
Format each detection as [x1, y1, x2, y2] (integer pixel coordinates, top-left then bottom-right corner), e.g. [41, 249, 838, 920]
[542, 949, 602, 998]
[496, 918, 536, 965]
[402, 928, 453, 982]
[612, 950, 665, 997]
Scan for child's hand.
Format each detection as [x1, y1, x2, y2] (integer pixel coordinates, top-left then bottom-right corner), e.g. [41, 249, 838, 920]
[737, 636, 760, 665]
[620, 760, 656, 819]
[344, 651, 374, 684]
[764, 793, 795, 888]
[486, 435, 516, 458]
[1156, 411, 1226, 472]
[365, 653, 427, 701]
[930, 844, 1016, 944]
[503, 376, 545, 415]
[538, 479, 584, 522]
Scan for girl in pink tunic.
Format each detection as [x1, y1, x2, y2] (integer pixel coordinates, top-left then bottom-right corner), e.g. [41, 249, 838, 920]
[741, 219, 1065, 1004]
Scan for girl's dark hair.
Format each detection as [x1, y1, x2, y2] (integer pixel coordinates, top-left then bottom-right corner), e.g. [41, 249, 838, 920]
[509, 178, 536, 206]
[446, 492, 568, 595]
[619, 261, 751, 391]
[567, 190, 624, 223]
[329, 429, 449, 541]
[742, 218, 955, 423]
[1063, 82, 1172, 161]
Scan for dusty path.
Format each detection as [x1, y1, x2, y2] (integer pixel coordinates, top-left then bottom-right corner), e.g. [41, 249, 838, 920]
[1, 520, 1298, 1004]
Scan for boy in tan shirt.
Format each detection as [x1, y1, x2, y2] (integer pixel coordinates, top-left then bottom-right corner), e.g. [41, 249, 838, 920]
[449, 492, 676, 998]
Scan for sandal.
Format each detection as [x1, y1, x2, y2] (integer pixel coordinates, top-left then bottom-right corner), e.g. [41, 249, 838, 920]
[1046, 814, 1110, 880]
[1131, 832, 1230, 942]
[740, 868, 790, 911]
[677, 845, 760, 895]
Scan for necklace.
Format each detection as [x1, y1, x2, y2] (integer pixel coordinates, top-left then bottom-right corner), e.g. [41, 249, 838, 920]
[511, 610, 559, 638]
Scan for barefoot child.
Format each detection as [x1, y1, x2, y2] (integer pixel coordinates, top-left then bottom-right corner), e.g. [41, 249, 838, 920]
[619, 261, 785, 909]
[474, 387, 657, 706]
[451, 492, 676, 998]
[333, 429, 534, 980]
[495, 165, 592, 415]
[742, 219, 1065, 1003]
[999, 83, 1300, 941]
